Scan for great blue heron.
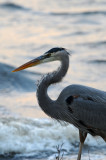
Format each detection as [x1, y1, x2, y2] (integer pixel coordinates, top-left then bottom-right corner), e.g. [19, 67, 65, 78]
[12, 47, 106, 160]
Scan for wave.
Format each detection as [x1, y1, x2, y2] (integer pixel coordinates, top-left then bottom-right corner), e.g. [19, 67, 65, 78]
[0, 117, 105, 159]
[0, 63, 40, 92]
[0, 2, 29, 11]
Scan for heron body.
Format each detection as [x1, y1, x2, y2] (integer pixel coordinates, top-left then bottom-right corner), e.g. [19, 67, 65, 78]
[12, 47, 106, 160]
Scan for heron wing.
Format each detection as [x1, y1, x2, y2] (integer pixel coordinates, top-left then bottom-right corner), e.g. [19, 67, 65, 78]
[69, 97, 106, 131]
[58, 84, 106, 136]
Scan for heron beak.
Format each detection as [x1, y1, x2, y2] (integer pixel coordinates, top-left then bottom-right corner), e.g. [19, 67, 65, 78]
[12, 55, 46, 72]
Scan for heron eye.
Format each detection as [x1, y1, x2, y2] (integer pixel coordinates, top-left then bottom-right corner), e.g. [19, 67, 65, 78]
[46, 53, 51, 58]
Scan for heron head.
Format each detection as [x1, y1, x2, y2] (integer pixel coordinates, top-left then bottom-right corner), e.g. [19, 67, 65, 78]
[12, 47, 70, 72]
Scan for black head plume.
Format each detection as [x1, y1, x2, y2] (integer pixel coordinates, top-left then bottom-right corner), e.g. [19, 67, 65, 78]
[47, 47, 65, 54]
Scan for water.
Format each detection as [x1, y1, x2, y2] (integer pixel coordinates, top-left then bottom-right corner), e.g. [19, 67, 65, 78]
[0, 0, 106, 159]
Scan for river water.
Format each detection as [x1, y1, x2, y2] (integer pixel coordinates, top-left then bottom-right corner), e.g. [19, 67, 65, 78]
[0, 0, 106, 160]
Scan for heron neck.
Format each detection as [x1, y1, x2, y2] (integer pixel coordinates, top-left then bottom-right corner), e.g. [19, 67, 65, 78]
[36, 55, 69, 118]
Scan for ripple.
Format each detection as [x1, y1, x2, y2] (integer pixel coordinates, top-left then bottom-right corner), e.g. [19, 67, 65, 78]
[80, 41, 106, 48]
[0, 2, 29, 11]
[89, 60, 106, 64]
[50, 10, 106, 16]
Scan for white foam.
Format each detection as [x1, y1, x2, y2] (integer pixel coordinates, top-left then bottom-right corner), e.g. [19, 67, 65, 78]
[49, 154, 106, 160]
[0, 117, 105, 156]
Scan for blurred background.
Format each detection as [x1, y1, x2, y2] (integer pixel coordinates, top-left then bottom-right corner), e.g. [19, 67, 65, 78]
[0, 0, 106, 160]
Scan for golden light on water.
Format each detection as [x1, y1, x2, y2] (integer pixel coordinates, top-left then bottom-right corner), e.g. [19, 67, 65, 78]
[0, 0, 106, 119]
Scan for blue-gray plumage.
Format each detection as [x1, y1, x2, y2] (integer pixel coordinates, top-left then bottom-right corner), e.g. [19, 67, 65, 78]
[12, 47, 106, 160]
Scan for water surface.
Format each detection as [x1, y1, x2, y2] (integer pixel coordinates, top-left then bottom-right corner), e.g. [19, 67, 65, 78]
[0, 0, 106, 159]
